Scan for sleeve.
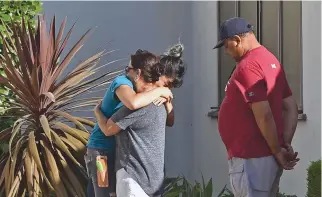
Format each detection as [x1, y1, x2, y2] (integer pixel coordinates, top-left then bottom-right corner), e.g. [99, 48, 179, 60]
[281, 70, 293, 99]
[110, 106, 147, 130]
[110, 76, 134, 93]
[235, 65, 268, 103]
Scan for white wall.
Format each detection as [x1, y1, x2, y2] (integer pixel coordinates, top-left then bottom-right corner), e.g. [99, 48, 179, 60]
[190, 1, 230, 195]
[43, 1, 321, 197]
[278, 1, 321, 196]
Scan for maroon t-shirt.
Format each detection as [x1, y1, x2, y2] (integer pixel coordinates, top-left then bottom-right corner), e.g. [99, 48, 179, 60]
[218, 46, 292, 159]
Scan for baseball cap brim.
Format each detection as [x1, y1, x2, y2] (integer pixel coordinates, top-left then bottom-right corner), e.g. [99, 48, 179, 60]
[213, 39, 225, 49]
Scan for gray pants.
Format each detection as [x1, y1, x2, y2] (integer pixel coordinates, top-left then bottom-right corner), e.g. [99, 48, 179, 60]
[228, 156, 283, 197]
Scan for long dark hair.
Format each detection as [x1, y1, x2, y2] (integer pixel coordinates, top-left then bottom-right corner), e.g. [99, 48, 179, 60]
[130, 49, 163, 83]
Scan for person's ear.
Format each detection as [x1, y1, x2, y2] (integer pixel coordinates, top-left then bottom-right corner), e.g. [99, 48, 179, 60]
[134, 69, 141, 82]
[233, 35, 242, 47]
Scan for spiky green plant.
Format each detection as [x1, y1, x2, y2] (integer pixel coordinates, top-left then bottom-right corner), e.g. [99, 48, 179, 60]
[0, 15, 121, 197]
[0, 0, 43, 153]
[163, 175, 213, 197]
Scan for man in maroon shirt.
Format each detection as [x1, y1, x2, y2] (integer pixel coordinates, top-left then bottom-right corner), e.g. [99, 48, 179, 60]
[214, 17, 299, 197]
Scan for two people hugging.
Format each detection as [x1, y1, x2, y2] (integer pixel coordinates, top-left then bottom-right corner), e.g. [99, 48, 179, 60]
[85, 43, 186, 197]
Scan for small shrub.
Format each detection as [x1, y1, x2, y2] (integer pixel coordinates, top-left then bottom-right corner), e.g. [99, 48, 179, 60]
[306, 160, 321, 197]
[163, 176, 213, 197]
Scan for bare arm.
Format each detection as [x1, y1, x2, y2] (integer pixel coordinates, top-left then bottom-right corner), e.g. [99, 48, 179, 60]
[252, 101, 299, 169]
[251, 101, 281, 154]
[282, 96, 298, 144]
[237, 66, 298, 169]
[165, 101, 174, 127]
[94, 104, 121, 136]
[116, 85, 172, 110]
[236, 66, 281, 154]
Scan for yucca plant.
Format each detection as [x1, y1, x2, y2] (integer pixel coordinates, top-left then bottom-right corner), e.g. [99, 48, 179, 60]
[0, 15, 121, 197]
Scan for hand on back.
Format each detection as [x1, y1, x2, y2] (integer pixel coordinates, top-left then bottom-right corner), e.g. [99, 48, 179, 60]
[274, 146, 299, 170]
[153, 97, 168, 106]
[158, 87, 173, 101]
[283, 143, 299, 161]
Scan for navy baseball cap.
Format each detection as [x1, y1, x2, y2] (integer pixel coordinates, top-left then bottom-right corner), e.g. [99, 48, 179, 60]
[213, 17, 254, 49]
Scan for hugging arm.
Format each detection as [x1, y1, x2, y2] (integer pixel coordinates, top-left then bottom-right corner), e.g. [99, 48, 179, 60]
[116, 85, 172, 110]
[165, 101, 174, 127]
[94, 104, 147, 136]
[94, 104, 121, 136]
[152, 97, 174, 127]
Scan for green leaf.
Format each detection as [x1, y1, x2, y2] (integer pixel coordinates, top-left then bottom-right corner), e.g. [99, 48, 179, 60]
[12, 15, 21, 22]
[1, 14, 10, 22]
[2, 5, 8, 10]
[0, 25, 5, 32]
[0, 88, 9, 95]
[217, 185, 227, 197]
[0, 141, 9, 153]
[205, 178, 213, 197]
[35, 5, 43, 13]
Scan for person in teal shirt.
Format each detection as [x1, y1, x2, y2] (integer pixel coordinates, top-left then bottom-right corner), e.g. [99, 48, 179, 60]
[85, 44, 185, 197]
[87, 75, 139, 150]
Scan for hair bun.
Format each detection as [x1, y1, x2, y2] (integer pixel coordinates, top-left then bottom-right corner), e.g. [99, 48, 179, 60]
[164, 43, 184, 58]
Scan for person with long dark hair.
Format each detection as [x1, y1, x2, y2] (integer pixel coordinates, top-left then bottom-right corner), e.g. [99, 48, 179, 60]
[93, 44, 186, 197]
[85, 44, 185, 197]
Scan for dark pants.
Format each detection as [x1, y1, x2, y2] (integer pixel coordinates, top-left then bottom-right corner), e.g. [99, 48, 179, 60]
[85, 148, 116, 197]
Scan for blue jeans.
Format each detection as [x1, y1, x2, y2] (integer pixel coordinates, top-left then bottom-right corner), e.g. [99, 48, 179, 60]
[85, 148, 116, 197]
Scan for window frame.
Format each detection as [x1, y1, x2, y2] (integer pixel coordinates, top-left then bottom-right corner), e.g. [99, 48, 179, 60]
[208, 1, 306, 120]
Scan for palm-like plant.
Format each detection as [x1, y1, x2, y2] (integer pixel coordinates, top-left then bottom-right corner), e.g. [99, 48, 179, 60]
[0, 15, 121, 197]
